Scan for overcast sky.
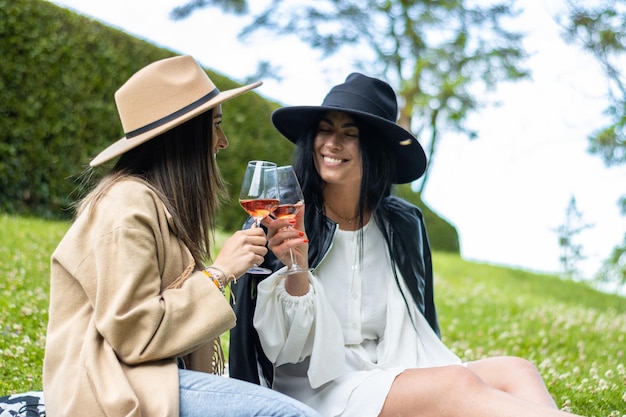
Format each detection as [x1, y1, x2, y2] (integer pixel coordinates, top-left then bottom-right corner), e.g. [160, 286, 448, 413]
[49, 0, 626, 288]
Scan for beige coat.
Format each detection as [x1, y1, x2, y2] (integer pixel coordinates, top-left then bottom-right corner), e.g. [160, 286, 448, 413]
[43, 178, 236, 417]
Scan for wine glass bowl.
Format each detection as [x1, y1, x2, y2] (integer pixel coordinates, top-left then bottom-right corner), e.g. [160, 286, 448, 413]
[239, 161, 279, 274]
[274, 201, 304, 219]
[240, 199, 280, 221]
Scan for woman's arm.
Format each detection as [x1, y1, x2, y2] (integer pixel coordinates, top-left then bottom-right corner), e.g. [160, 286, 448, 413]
[86, 184, 235, 364]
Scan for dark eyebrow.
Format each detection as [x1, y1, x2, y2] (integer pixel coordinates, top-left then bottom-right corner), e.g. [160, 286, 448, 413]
[319, 116, 358, 129]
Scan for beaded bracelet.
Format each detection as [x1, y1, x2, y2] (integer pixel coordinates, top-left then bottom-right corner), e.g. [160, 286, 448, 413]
[206, 266, 237, 285]
[202, 269, 225, 294]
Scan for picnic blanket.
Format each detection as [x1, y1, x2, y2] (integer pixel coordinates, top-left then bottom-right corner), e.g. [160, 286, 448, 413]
[0, 391, 45, 416]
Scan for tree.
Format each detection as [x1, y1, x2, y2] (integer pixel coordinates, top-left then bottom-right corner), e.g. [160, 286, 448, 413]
[554, 195, 593, 281]
[596, 235, 626, 290]
[170, 0, 529, 193]
[559, 0, 626, 289]
[560, 0, 626, 167]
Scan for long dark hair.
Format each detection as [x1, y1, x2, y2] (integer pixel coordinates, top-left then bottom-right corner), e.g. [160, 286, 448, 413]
[78, 109, 226, 268]
[293, 112, 396, 227]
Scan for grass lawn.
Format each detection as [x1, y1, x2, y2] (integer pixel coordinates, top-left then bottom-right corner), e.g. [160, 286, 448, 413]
[1, 213, 625, 415]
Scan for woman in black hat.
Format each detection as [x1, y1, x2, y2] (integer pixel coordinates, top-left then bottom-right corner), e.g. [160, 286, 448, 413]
[229, 73, 584, 416]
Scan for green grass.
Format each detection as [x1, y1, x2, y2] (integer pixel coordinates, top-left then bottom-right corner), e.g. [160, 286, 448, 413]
[1, 214, 625, 415]
[433, 255, 626, 416]
[0, 214, 67, 393]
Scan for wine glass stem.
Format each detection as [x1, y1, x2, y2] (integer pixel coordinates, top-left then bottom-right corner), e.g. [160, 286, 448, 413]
[287, 225, 300, 271]
[289, 248, 298, 270]
[251, 217, 263, 268]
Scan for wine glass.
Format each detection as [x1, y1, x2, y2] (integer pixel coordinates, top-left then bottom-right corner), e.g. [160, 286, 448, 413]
[239, 161, 279, 274]
[275, 166, 310, 275]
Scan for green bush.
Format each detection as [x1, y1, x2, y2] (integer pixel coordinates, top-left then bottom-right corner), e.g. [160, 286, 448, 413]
[0, 0, 293, 229]
[0, 0, 457, 248]
[395, 183, 460, 253]
[1, 0, 172, 217]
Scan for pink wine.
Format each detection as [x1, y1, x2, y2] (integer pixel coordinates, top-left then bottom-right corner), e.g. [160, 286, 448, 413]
[274, 202, 304, 219]
[240, 198, 279, 219]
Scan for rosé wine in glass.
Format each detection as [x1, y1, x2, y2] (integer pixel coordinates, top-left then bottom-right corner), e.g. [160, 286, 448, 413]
[239, 161, 279, 274]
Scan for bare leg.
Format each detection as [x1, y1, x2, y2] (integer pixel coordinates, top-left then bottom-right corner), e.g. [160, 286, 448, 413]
[467, 356, 557, 408]
[379, 365, 584, 417]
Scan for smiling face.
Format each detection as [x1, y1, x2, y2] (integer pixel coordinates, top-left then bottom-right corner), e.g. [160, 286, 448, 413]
[313, 111, 362, 189]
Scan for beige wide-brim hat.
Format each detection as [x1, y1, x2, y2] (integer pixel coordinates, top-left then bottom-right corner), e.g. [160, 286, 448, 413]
[90, 55, 262, 166]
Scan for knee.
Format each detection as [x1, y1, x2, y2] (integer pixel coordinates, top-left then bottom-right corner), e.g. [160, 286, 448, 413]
[486, 356, 546, 393]
[499, 356, 542, 378]
[438, 365, 489, 397]
[384, 365, 492, 416]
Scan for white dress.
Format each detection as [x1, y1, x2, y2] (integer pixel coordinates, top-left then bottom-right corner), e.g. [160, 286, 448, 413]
[254, 218, 462, 417]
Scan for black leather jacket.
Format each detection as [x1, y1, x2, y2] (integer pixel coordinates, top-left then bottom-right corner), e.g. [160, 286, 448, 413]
[229, 195, 440, 386]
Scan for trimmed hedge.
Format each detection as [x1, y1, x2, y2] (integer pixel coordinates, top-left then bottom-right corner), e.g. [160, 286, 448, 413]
[0, 0, 459, 251]
[2, 0, 167, 217]
[0, 0, 293, 229]
[395, 184, 460, 254]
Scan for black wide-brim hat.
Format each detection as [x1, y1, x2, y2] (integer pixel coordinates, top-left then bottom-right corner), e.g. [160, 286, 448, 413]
[271, 72, 427, 184]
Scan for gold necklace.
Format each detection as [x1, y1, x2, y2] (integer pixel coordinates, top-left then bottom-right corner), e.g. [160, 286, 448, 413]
[325, 202, 359, 224]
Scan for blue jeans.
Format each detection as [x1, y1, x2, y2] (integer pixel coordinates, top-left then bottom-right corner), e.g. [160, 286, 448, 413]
[179, 369, 321, 417]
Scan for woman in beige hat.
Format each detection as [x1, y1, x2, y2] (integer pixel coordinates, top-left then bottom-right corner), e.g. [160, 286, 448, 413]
[43, 55, 321, 417]
[230, 73, 586, 417]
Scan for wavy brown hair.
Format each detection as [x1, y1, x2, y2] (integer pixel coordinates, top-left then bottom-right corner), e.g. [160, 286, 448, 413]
[78, 109, 226, 268]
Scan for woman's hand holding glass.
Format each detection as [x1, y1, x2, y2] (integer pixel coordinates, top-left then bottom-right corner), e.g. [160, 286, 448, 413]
[212, 228, 269, 280]
[264, 205, 309, 266]
[263, 206, 311, 295]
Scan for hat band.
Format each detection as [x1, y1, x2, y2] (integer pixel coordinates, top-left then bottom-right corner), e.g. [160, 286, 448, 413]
[125, 88, 220, 139]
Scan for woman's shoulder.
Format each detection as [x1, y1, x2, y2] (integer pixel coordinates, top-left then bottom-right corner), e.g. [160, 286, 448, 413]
[107, 176, 154, 195]
[383, 195, 422, 214]
[62, 178, 170, 254]
[94, 177, 167, 222]
[103, 178, 160, 204]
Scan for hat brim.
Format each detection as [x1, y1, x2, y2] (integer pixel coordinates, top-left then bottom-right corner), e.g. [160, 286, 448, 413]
[271, 105, 426, 183]
[90, 81, 262, 167]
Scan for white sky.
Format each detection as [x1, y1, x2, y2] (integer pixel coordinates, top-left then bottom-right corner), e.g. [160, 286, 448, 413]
[49, 0, 626, 283]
